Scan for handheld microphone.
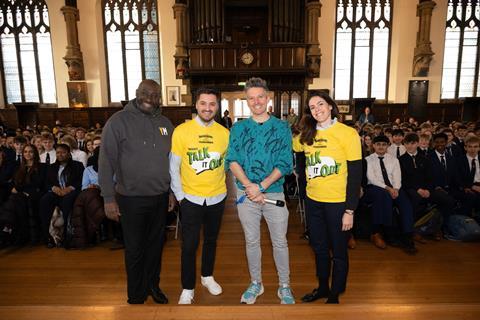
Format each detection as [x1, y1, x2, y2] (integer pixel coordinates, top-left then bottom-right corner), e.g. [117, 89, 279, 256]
[264, 198, 285, 207]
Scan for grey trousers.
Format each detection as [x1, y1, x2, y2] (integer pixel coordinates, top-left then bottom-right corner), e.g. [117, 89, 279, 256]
[236, 190, 291, 286]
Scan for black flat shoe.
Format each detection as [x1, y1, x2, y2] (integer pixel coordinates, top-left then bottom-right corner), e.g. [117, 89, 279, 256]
[301, 288, 330, 303]
[149, 287, 168, 304]
[326, 293, 339, 304]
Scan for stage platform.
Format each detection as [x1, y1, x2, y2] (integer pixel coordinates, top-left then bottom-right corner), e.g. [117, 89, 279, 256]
[1, 188, 480, 320]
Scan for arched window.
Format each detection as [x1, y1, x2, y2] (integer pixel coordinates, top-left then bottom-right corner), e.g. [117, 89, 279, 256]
[0, 0, 56, 104]
[334, 0, 392, 101]
[441, 0, 480, 99]
[102, 0, 161, 103]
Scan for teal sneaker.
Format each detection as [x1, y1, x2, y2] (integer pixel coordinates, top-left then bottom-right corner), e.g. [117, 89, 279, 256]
[240, 282, 264, 304]
[277, 285, 295, 304]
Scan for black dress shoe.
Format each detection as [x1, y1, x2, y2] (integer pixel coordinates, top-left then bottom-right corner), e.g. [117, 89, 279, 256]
[301, 288, 330, 303]
[402, 239, 418, 255]
[149, 287, 168, 304]
[46, 237, 55, 249]
[325, 293, 339, 304]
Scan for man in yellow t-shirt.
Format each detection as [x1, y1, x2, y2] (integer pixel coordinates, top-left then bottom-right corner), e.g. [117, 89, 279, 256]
[169, 88, 229, 305]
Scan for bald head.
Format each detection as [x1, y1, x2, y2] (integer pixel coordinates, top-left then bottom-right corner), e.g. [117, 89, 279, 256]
[136, 79, 161, 114]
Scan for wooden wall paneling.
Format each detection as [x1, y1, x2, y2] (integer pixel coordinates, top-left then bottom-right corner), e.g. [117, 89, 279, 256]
[55, 110, 73, 127]
[283, 47, 293, 68]
[271, 47, 281, 67]
[213, 49, 223, 68]
[259, 49, 269, 68]
[225, 48, 235, 68]
[372, 104, 390, 123]
[37, 109, 56, 128]
[190, 49, 201, 68]
[0, 109, 19, 129]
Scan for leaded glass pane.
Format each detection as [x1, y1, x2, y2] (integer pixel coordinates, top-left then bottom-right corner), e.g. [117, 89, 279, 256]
[1, 33, 21, 103]
[458, 27, 478, 97]
[371, 26, 389, 99]
[334, 0, 391, 101]
[103, 0, 160, 103]
[19, 32, 39, 102]
[441, 0, 480, 99]
[143, 31, 160, 82]
[37, 32, 56, 103]
[125, 30, 142, 100]
[291, 92, 300, 115]
[334, 27, 352, 100]
[106, 30, 125, 102]
[0, 0, 56, 104]
[353, 27, 370, 98]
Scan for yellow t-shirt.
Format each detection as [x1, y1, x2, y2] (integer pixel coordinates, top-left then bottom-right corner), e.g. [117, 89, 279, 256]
[171, 120, 229, 197]
[293, 122, 361, 203]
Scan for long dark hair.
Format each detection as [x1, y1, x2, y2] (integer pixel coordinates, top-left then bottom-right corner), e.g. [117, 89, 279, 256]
[299, 90, 339, 146]
[91, 146, 100, 172]
[14, 144, 40, 187]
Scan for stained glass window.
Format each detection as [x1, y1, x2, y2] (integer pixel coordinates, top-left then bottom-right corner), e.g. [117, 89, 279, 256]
[0, 0, 56, 104]
[441, 0, 480, 99]
[103, 0, 160, 103]
[334, 0, 392, 101]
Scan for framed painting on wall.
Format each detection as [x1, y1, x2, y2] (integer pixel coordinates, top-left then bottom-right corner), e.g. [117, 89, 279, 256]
[166, 86, 180, 106]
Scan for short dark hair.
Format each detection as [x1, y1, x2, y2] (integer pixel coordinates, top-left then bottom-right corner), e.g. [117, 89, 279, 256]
[373, 135, 390, 144]
[55, 143, 71, 153]
[195, 87, 220, 103]
[392, 129, 404, 137]
[433, 132, 448, 141]
[404, 132, 419, 144]
[13, 136, 27, 144]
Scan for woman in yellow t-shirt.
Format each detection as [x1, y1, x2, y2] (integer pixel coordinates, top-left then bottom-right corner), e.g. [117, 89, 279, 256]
[293, 91, 362, 304]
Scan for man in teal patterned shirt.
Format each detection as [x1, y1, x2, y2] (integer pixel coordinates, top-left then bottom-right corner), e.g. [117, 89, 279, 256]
[225, 77, 294, 305]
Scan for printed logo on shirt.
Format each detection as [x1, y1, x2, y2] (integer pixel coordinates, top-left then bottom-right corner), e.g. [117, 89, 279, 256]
[306, 151, 341, 179]
[187, 147, 223, 175]
[199, 134, 213, 144]
[159, 127, 168, 135]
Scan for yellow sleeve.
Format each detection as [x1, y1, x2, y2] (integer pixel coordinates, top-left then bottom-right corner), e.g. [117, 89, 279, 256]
[344, 127, 362, 161]
[292, 134, 304, 152]
[171, 125, 184, 157]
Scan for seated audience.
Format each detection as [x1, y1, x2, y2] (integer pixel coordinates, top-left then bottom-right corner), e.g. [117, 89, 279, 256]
[60, 135, 88, 167]
[387, 129, 406, 158]
[39, 144, 84, 248]
[399, 133, 455, 240]
[457, 135, 480, 216]
[75, 127, 87, 152]
[0, 145, 47, 244]
[443, 128, 463, 157]
[40, 133, 56, 165]
[364, 135, 417, 254]
[70, 147, 106, 248]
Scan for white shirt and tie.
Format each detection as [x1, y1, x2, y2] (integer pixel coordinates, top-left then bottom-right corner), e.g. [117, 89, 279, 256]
[365, 152, 402, 190]
[466, 154, 480, 183]
[387, 143, 406, 158]
[434, 150, 447, 170]
[40, 149, 56, 164]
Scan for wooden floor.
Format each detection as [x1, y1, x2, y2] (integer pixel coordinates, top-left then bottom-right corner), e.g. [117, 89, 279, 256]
[1, 180, 480, 319]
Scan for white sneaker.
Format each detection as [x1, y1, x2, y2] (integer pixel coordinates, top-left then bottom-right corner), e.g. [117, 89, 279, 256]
[201, 276, 223, 295]
[178, 289, 194, 304]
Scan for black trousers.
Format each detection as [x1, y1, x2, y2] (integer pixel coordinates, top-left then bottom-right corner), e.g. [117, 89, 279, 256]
[180, 198, 225, 290]
[405, 188, 455, 222]
[39, 190, 79, 242]
[305, 197, 349, 295]
[117, 193, 168, 304]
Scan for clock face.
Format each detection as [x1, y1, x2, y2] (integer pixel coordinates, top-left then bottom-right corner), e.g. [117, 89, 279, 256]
[241, 52, 254, 65]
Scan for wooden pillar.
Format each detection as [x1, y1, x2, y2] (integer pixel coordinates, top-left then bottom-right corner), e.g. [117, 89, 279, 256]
[61, 5, 84, 81]
[173, 1, 189, 79]
[412, 0, 436, 77]
[305, 0, 321, 78]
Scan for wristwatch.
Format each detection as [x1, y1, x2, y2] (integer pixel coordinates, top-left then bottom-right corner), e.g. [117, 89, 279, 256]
[258, 183, 265, 193]
[345, 209, 354, 215]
